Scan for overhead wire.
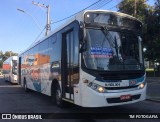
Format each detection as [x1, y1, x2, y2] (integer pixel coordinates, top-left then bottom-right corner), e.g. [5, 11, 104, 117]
[51, 0, 114, 24]
[94, 0, 113, 9]
[91, 0, 109, 9]
[109, 3, 120, 10]
[51, 0, 112, 24]
[29, 25, 46, 48]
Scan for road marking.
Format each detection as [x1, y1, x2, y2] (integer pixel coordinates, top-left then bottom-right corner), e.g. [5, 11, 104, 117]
[0, 85, 21, 88]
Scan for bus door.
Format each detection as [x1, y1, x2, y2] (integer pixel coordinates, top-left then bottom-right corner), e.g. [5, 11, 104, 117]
[18, 57, 21, 85]
[62, 29, 79, 102]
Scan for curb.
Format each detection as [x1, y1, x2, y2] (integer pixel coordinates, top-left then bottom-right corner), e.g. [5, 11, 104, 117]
[146, 98, 160, 102]
[146, 77, 160, 80]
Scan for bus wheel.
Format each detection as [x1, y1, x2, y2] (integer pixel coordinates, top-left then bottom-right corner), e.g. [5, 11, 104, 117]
[55, 84, 65, 108]
[9, 76, 11, 82]
[24, 78, 29, 92]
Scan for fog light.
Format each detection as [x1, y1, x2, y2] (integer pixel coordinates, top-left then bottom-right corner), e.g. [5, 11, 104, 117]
[98, 86, 105, 93]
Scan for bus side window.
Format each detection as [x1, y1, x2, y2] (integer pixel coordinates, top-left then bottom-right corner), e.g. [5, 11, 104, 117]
[38, 39, 49, 65]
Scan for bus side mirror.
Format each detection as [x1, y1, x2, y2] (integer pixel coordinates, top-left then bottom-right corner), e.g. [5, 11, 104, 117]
[79, 41, 87, 53]
[78, 21, 84, 42]
[79, 22, 87, 53]
[78, 28, 83, 42]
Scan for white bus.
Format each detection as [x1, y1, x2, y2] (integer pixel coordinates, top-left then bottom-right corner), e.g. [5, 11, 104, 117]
[3, 56, 18, 84]
[18, 10, 146, 107]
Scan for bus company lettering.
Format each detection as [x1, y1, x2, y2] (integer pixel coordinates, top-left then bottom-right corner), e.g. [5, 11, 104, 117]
[28, 115, 42, 119]
[12, 114, 42, 119]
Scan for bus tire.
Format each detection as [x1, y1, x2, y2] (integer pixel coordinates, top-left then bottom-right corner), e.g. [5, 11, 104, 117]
[51, 83, 65, 108]
[23, 78, 29, 92]
[9, 76, 11, 82]
[51, 81, 56, 104]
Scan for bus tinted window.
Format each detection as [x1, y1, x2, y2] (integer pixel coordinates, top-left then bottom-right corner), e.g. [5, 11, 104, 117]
[48, 34, 61, 62]
[38, 39, 49, 65]
[84, 12, 142, 31]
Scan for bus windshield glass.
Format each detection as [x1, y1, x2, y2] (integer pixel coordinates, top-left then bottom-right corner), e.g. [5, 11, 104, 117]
[83, 29, 144, 71]
[12, 60, 17, 75]
[84, 12, 142, 31]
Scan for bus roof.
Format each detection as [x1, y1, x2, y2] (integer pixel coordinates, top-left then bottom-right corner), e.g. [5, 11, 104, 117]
[19, 10, 141, 56]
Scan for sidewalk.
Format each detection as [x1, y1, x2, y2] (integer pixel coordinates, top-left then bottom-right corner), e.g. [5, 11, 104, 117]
[146, 77, 160, 102]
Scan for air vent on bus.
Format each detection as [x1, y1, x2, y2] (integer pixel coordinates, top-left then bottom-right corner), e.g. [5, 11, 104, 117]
[99, 72, 143, 80]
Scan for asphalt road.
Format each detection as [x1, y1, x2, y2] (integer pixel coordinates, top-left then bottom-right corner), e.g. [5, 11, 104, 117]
[0, 77, 159, 122]
[146, 78, 160, 101]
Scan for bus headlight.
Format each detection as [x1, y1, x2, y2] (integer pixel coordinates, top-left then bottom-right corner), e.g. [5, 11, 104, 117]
[87, 82, 105, 93]
[138, 83, 145, 89]
[98, 86, 105, 93]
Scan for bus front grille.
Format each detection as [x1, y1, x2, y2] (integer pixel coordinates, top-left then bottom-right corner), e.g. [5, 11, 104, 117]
[105, 85, 138, 90]
[99, 72, 144, 80]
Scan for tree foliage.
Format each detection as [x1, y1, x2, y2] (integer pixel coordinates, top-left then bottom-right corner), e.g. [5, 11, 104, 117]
[118, 0, 160, 63]
[118, 0, 149, 21]
[144, 0, 160, 62]
[155, 0, 160, 10]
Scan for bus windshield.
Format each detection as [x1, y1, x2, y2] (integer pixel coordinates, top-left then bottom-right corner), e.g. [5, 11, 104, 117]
[83, 28, 144, 71]
[12, 60, 17, 75]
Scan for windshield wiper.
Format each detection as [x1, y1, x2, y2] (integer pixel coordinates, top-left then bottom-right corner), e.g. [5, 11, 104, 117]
[102, 26, 119, 58]
[114, 36, 119, 58]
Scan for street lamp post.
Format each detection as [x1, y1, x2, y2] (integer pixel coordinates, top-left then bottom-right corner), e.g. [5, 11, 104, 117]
[17, 8, 42, 31]
[46, 5, 51, 36]
[32, 1, 51, 36]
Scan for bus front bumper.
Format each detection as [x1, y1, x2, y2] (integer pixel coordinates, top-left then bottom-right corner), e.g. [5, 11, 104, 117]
[81, 84, 147, 107]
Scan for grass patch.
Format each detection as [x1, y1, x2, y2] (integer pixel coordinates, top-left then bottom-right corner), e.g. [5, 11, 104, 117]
[146, 70, 160, 77]
[146, 68, 154, 71]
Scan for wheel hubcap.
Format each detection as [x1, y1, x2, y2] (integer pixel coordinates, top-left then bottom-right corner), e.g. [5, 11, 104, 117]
[56, 89, 61, 105]
[24, 83, 27, 90]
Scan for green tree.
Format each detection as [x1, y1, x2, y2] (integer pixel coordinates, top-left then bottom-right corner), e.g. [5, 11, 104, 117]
[118, 0, 149, 22]
[144, 0, 160, 62]
[155, 0, 160, 10]
[0, 51, 3, 68]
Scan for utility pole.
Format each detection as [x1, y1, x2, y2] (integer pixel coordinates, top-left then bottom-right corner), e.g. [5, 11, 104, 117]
[32, 1, 51, 36]
[134, 0, 137, 17]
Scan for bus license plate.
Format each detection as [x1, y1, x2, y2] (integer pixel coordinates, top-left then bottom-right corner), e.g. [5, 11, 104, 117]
[120, 95, 131, 100]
